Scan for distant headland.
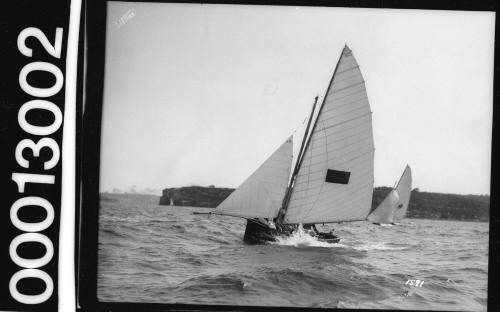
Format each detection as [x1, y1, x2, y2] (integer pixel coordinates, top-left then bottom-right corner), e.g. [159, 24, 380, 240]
[158, 185, 490, 222]
[159, 185, 234, 208]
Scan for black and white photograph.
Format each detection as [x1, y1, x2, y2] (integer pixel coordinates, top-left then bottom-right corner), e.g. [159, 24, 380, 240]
[96, 2, 493, 310]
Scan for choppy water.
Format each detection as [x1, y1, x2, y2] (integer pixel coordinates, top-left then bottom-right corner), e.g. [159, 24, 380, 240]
[98, 193, 488, 310]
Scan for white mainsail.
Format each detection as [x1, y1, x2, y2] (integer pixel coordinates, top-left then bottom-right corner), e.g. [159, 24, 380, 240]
[393, 165, 412, 222]
[283, 45, 375, 224]
[214, 136, 293, 219]
[367, 190, 399, 224]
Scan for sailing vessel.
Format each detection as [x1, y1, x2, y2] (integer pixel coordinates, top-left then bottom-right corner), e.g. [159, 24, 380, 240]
[367, 165, 412, 225]
[206, 45, 375, 243]
[392, 165, 412, 223]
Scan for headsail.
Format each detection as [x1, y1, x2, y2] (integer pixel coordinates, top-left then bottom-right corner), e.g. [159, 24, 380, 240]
[283, 45, 375, 224]
[367, 190, 399, 224]
[214, 136, 293, 219]
[392, 165, 412, 222]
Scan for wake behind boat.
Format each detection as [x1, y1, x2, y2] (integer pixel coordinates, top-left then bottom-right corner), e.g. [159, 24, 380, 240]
[197, 45, 375, 244]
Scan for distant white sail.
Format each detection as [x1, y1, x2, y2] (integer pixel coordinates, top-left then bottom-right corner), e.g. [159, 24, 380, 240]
[393, 165, 412, 222]
[214, 136, 293, 219]
[283, 45, 375, 224]
[367, 165, 412, 224]
[367, 190, 399, 224]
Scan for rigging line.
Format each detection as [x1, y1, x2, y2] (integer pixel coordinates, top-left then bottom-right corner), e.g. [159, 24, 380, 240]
[291, 118, 306, 136]
[331, 80, 365, 94]
[309, 129, 373, 152]
[321, 104, 369, 123]
[336, 65, 360, 75]
[305, 143, 374, 164]
[277, 96, 318, 224]
[301, 113, 318, 221]
[300, 114, 329, 222]
[309, 120, 372, 144]
[210, 211, 269, 220]
[329, 87, 366, 103]
[331, 71, 362, 84]
[395, 166, 410, 190]
[321, 112, 372, 132]
[308, 133, 373, 155]
[321, 95, 368, 115]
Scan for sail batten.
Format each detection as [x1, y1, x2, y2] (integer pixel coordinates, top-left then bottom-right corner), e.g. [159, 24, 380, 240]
[283, 45, 375, 225]
[290, 181, 375, 208]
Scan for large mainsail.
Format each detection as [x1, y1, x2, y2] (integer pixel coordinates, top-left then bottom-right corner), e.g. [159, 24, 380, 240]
[214, 136, 293, 219]
[367, 190, 399, 224]
[393, 165, 412, 222]
[283, 45, 375, 224]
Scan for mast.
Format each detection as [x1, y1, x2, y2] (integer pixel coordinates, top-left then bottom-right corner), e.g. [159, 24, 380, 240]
[276, 96, 318, 224]
[297, 96, 319, 170]
[276, 46, 347, 225]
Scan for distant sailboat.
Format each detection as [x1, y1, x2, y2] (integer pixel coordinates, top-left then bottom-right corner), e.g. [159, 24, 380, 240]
[204, 45, 375, 243]
[367, 165, 412, 225]
[393, 165, 412, 222]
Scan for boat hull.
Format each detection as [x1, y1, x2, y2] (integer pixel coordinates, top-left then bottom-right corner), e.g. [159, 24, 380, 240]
[311, 232, 340, 244]
[243, 219, 340, 244]
[243, 219, 279, 244]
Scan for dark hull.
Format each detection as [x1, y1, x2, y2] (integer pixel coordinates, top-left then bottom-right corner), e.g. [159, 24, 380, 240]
[312, 232, 341, 244]
[243, 219, 295, 244]
[243, 219, 340, 244]
[243, 219, 279, 244]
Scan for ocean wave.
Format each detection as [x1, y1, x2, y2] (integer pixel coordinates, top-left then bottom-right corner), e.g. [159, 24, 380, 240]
[264, 268, 338, 289]
[458, 267, 487, 274]
[176, 274, 252, 292]
[350, 242, 407, 251]
[99, 226, 139, 241]
[97, 194, 488, 310]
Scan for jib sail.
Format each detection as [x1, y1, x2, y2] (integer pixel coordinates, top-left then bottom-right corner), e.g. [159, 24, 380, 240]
[214, 136, 293, 219]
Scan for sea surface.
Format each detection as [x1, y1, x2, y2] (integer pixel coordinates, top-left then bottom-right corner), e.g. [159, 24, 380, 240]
[98, 193, 489, 310]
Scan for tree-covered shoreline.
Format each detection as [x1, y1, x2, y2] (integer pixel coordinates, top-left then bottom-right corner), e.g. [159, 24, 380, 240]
[372, 187, 489, 222]
[158, 186, 490, 222]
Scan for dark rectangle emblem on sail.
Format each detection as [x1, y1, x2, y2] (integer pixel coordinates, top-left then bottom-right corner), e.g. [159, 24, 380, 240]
[325, 169, 350, 184]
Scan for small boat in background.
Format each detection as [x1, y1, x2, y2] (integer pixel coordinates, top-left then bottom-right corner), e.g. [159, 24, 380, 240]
[367, 165, 412, 225]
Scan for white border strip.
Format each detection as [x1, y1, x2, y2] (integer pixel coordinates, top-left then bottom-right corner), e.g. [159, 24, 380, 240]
[59, 0, 82, 311]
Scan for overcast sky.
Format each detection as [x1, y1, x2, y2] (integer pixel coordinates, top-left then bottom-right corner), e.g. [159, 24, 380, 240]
[99, 2, 494, 195]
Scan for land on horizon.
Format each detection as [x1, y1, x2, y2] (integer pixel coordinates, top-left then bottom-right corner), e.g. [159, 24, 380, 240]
[101, 185, 490, 222]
